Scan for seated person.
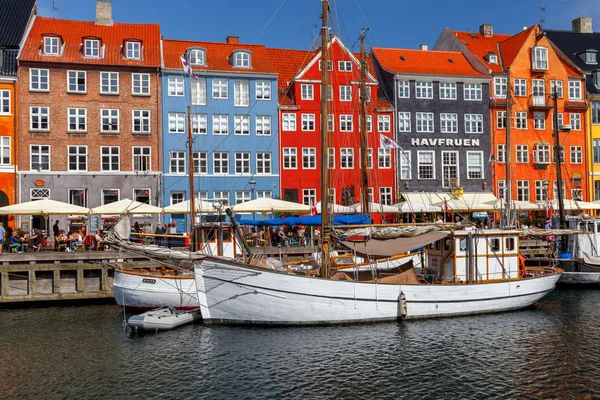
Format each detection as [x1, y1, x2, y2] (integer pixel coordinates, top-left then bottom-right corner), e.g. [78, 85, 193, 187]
[32, 229, 43, 251]
[57, 231, 69, 251]
[95, 230, 104, 249]
[9, 231, 22, 252]
[71, 232, 83, 251]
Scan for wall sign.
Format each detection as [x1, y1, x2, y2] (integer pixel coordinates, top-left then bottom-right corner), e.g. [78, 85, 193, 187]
[410, 138, 481, 147]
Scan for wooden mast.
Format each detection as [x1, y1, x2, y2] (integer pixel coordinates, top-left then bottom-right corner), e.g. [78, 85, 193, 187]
[359, 29, 370, 219]
[553, 91, 567, 235]
[319, 0, 331, 277]
[187, 105, 196, 251]
[504, 68, 512, 228]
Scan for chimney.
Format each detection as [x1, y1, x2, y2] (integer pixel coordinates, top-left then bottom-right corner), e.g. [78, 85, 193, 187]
[479, 24, 493, 37]
[95, 0, 113, 26]
[572, 17, 593, 33]
[226, 36, 239, 44]
[420, 44, 428, 51]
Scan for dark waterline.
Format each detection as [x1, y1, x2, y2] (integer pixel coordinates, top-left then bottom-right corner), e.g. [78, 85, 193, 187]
[1, 289, 599, 400]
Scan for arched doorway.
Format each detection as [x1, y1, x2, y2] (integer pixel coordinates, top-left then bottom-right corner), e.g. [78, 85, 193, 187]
[0, 190, 9, 228]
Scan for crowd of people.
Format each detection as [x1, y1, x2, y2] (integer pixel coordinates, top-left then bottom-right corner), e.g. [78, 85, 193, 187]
[246, 225, 316, 247]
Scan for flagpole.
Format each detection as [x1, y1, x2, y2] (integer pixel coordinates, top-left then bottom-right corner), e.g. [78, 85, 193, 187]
[182, 55, 196, 251]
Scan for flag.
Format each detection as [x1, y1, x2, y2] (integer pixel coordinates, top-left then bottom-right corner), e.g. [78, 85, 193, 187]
[380, 134, 400, 149]
[180, 55, 197, 79]
[444, 197, 451, 219]
[489, 153, 497, 163]
[311, 200, 317, 216]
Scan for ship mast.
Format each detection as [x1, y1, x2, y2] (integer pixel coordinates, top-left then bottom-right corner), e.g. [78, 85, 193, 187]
[319, 0, 331, 277]
[187, 105, 196, 251]
[359, 29, 370, 220]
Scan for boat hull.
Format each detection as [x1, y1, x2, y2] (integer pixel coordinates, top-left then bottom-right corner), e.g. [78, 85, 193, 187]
[128, 308, 201, 331]
[112, 271, 198, 310]
[194, 259, 561, 326]
[558, 259, 600, 285]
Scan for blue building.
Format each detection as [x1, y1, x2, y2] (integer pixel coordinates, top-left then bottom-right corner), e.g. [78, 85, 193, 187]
[162, 37, 279, 231]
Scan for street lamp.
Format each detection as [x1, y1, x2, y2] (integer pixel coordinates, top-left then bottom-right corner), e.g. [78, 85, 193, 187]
[249, 176, 256, 220]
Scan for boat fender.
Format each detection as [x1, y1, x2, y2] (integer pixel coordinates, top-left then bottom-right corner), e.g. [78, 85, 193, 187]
[399, 292, 408, 318]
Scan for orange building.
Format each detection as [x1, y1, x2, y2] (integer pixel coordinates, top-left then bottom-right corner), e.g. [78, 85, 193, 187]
[436, 24, 588, 205]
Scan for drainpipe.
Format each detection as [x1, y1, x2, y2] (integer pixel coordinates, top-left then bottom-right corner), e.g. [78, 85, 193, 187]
[12, 80, 17, 206]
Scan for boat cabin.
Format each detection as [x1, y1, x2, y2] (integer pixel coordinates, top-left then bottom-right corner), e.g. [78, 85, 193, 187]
[192, 223, 242, 258]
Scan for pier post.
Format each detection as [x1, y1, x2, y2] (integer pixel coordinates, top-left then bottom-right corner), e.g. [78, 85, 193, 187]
[29, 270, 36, 295]
[77, 269, 84, 293]
[53, 269, 60, 294]
[1, 271, 8, 296]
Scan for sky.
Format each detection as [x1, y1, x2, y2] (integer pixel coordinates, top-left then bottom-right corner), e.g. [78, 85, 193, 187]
[37, 0, 600, 52]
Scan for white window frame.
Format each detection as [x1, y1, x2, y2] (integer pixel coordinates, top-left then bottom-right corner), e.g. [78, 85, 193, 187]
[212, 78, 228, 99]
[170, 151, 186, 174]
[194, 151, 208, 174]
[302, 148, 316, 169]
[442, 151, 459, 188]
[30, 144, 50, 171]
[378, 148, 391, 169]
[415, 81, 433, 99]
[68, 145, 88, 171]
[570, 146, 582, 164]
[534, 112, 546, 130]
[132, 73, 150, 95]
[30, 106, 50, 131]
[551, 80, 563, 98]
[302, 114, 315, 131]
[132, 146, 151, 172]
[340, 115, 353, 132]
[440, 113, 458, 133]
[282, 113, 296, 131]
[515, 112, 527, 130]
[67, 108, 87, 133]
[494, 77, 507, 98]
[44, 36, 60, 55]
[534, 144, 550, 164]
[30, 69, 50, 92]
[235, 152, 250, 174]
[125, 41, 141, 60]
[466, 151, 484, 179]
[256, 152, 271, 174]
[100, 72, 119, 94]
[67, 70, 86, 93]
[168, 112, 185, 134]
[497, 144, 506, 163]
[398, 112, 411, 132]
[397, 80, 410, 98]
[132, 110, 151, 134]
[516, 144, 529, 164]
[340, 85, 352, 101]
[497, 111, 507, 129]
[214, 152, 229, 175]
[400, 150, 411, 180]
[255, 80, 271, 100]
[0, 137, 10, 165]
[189, 49, 205, 66]
[100, 146, 120, 171]
[234, 115, 250, 135]
[380, 187, 392, 206]
[417, 151, 435, 180]
[301, 84, 314, 100]
[439, 82, 457, 100]
[464, 114, 483, 134]
[101, 109, 120, 133]
[283, 147, 297, 169]
[377, 115, 390, 132]
[84, 39, 100, 58]
[416, 112, 434, 133]
[340, 148, 354, 169]
[191, 77, 207, 105]
[532, 46, 548, 70]
[464, 83, 482, 101]
[570, 113, 581, 130]
[191, 113, 207, 135]
[514, 78, 527, 97]
[568, 80, 582, 100]
[233, 51, 251, 68]
[338, 61, 352, 71]
[234, 79, 250, 107]
[256, 115, 271, 136]
[168, 75, 184, 97]
[213, 114, 229, 135]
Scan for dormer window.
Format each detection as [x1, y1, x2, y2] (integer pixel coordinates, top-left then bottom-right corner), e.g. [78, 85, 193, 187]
[531, 46, 548, 70]
[594, 70, 600, 87]
[188, 49, 205, 66]
[84, 39, 100, 58]
[585, 50, 597, 64]
[486, 53, 498, 64]
[125, 41, 141, 60]
[232, 51, 251, 68]
[43, 36, 60, 55]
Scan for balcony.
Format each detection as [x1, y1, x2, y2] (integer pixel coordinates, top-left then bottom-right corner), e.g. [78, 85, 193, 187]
[529, 95, 553, 110]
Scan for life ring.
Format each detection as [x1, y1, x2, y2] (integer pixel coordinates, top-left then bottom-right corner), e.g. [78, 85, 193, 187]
[8, 215, 14, 221]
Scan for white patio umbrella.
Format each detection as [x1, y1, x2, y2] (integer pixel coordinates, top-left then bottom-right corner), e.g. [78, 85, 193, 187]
[538, 199, 600, 211]
[489, 199, 539, 211]
[352, 202, 398, 213]
[163, 199, 216, 214]
[231, 198, 310, 214]
[91, 198, 163, 215]
[394, 201, 442, 213]
[315, 201, 354, 214]
[0, 198, 90, 215]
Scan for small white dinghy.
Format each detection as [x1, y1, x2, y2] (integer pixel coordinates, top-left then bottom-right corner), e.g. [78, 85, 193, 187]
[127, 307, 202, 331]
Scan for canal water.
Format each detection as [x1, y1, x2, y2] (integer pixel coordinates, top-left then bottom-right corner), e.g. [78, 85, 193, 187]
[1, 288, 599, 400]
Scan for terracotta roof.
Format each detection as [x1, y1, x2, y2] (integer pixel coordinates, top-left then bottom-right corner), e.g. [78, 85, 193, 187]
[498, 25, 536, 69]
[371, 47, 486, 77]
[267, 47, 315, 105]
[449, 30, 511, 73]
[163, 39, 278, 75]
[0, 0, 35, 48]
[20, 16, 161, 67]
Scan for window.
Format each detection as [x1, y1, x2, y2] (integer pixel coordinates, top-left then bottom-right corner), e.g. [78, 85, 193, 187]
[68, 146, 87, 171]
[378, 115, 390, 132]
[338, 61, 352, 71]
[234, 80, 249, 106]
[301, 84, 314, 100]
[467, 152, 483, 179]
[340, 115, 353, 132]
[498, 180, 506, 199]
[327, 147, 335, 169]
[554, 146, 565, 164]
[535, 180, 547, 202]
[132, 73, 150, 95]
[67, 189, 86, 207]
[366, 116, 373, 132]
[84, 39, 100, 57]
[100, 72, 119, 94]
[168, 76, 184, 96]
[440, 113, 458, 133]
[133, 146, 151, 172]
[415, 81, 433, 99]
[30, 69, 49, 91]
[125, 41, 141, 59]
[282, 113, 296, 131]
[235, 152, 250, 174]
[488, 54, 498, 64]
[233, 51, 251, 68]
[234, 115, 250, 135]
[44, 36, 60, 55]
[302, 148, 316, 169]
[532, 46, 548, 70]
[379, 187, 392, 205]
[256, 116, 271, 136]
[213, 191, 230, 206]
[515, 112, 527, 130]
[256, 80, 271, 100]
[213, 114, 229, 135]
[551, 80, 563, 98]
[133, 189, 150, 205]
[328, 114, 334, 132]
[168, 112, 185, 134]
[398, 80, 410, 98]
[191, 113, 207, 135]
[132, 110, 151, 134]
[283, 148, 297, 169]
[584, 51, 597, 64]
[517, 180, 530, 201]
[101, 146, 120, 171]
[442, 151, 458, 188]
[235, 191, 251, 204]
[515, 144, 529, 164]
[256, 152, 271, 174]
[68, 108, 87, 132]
[101, 189, 119, 205]
[212, 78, 228, 99]
[494, 77, 507, 97]
[400, 151, 411, 180]
[340, 86, 352, 101]
[365, 148, 373, 169]
[191, 78, 207, 105]
[257, 190, 272, 199]
[170, 192, 185, 205]
[378, 148, 391, 169]
[319, 60, 333, 70]
[497, 111, 506, 129]
[552, 112, 564, 131]
[553, 180, 566, 200]
[30, 145, 50, 171]
[497, 144, 506, 163]
[595, 139, 600, 164]
[514, 78, 527, 96]
[302, 189, 316, 206]
[529, 112, 544, 131]
[572, 189, 583, 201]
[398, 112, 411, 132]
[532, 79, 545, 100]
[464, 114, 483, 134]
[193, 151, 207, 174]
[30, 107, 49, 131]
[534, 143, 550, 164]
[31, 188, 50, 200]
[571, 146, 582, 164]
[68, 71, 86, 93]
[327, 85, 333, 101]
[170, 151, 186, 174]
[417, 151, 435, 180]
[464, 83, 482, 101]
[570, 113, 581, 130]
[189, 49, 205, 65]
[302, 114, 315, 131]
[416, 112, 434, 132]
[593, 102, 600, 124]
[340, 148, 354, 169]
[569, 80, 582, 100]
[214, 152, 229, 174]
[0, 137, 9, 165]
[439, 82, 457, 100]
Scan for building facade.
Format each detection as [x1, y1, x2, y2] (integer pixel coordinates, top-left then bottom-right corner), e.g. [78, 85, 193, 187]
[17, 1, 162, 231]
[270, 37, 396, 213]
[161, 37, 279, 230]
[436, 24, 589, 204]
[372, 46, 492, 199]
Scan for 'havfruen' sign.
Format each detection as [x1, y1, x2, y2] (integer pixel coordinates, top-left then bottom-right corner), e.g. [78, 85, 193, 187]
[411, 138, 480, 147]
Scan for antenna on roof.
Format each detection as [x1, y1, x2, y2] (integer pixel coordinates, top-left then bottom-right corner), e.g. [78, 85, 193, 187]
[539, 6, 546, 29]
[51, 0, 61, 18]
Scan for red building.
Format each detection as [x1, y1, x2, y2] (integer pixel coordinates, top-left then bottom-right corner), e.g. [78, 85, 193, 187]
[269, 37, 395, 214]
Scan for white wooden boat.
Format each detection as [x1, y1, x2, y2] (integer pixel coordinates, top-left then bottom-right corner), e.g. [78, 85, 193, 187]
[127, 307, 202, 331]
